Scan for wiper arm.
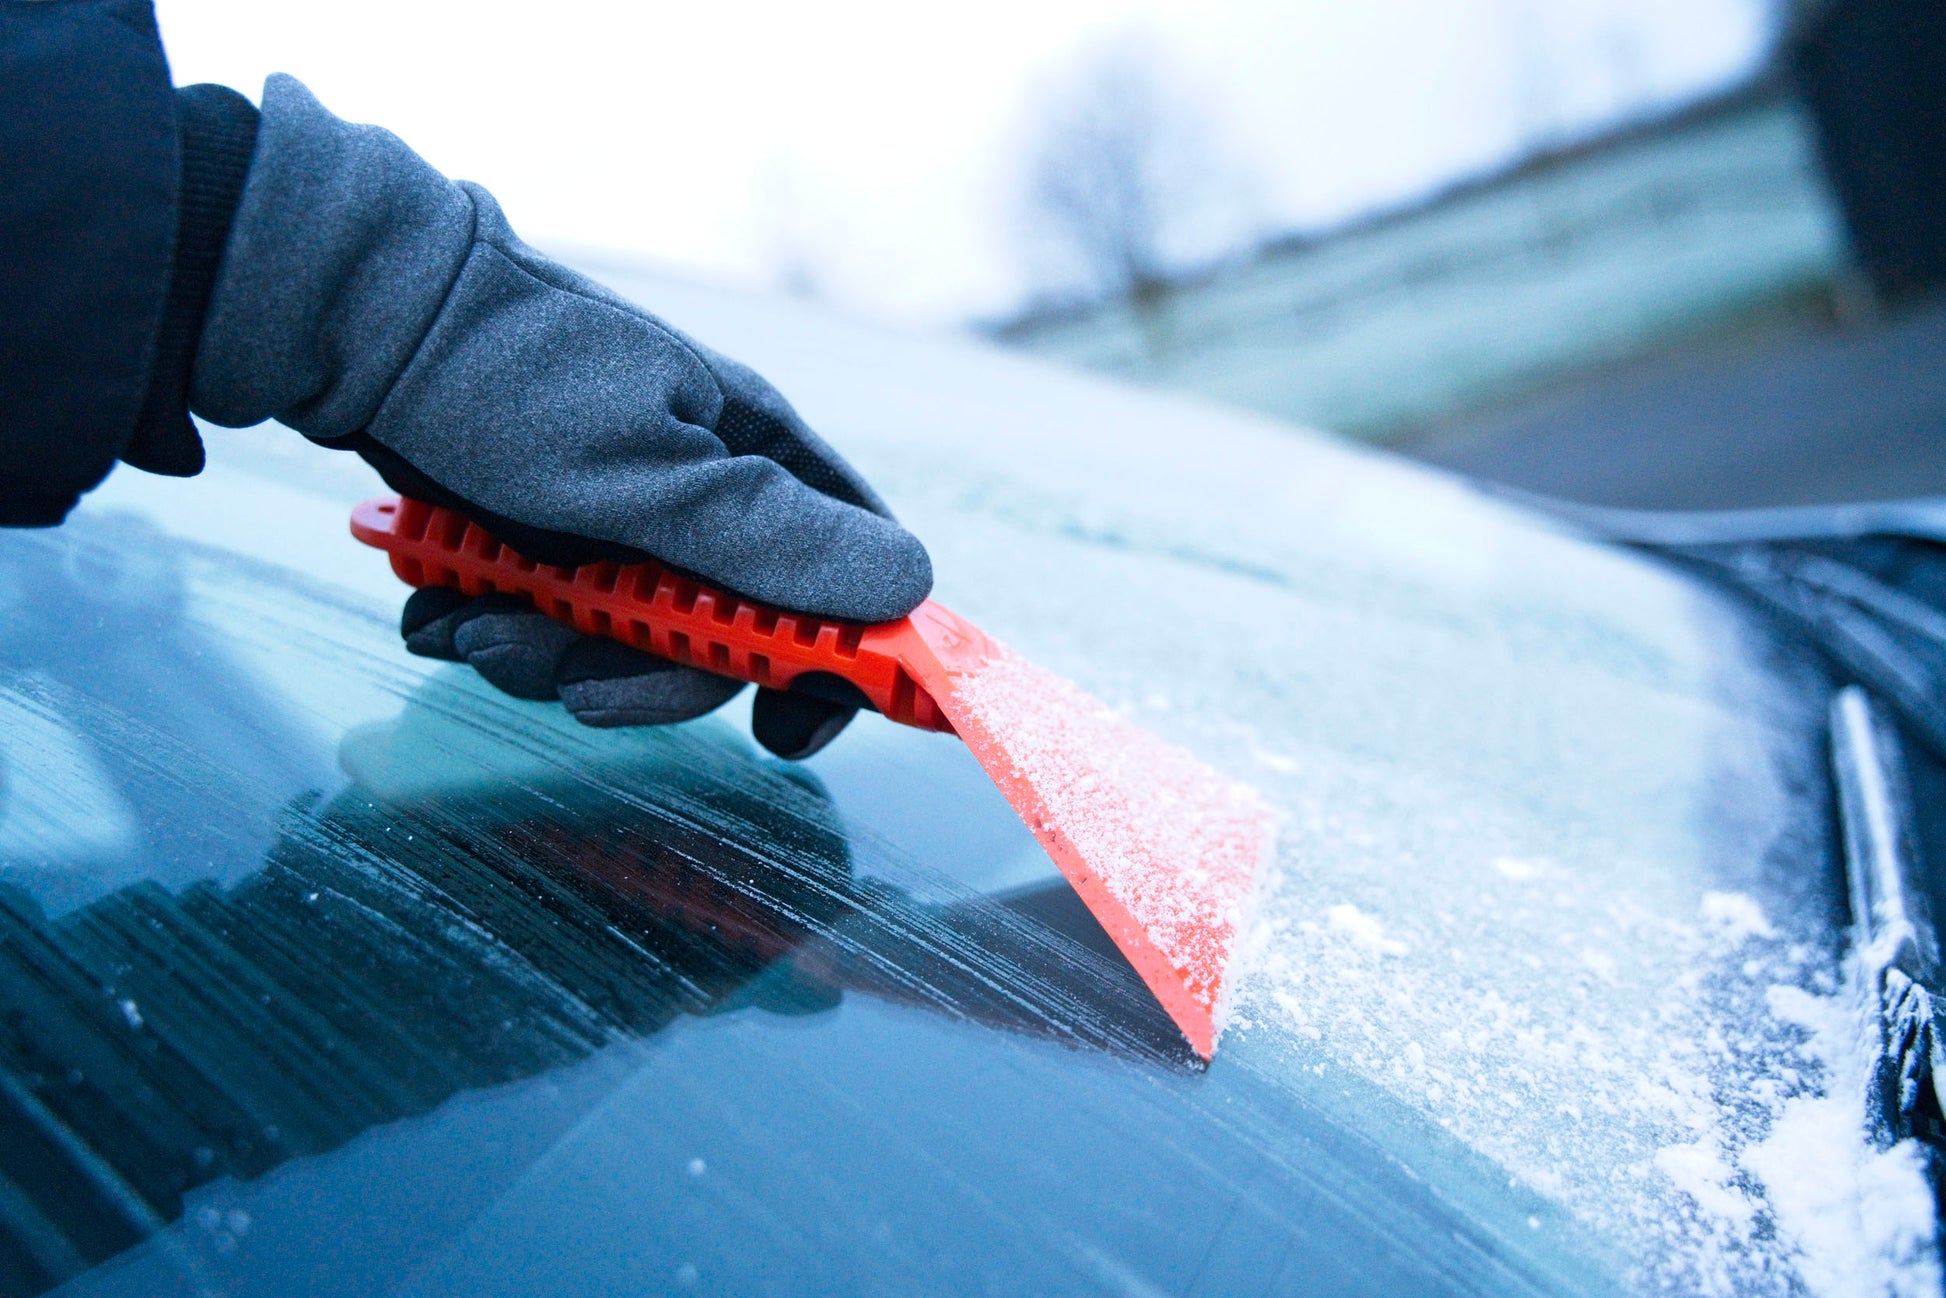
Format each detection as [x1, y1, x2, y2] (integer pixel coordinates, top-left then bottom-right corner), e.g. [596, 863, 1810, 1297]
[1829, 686, 1946, 1148]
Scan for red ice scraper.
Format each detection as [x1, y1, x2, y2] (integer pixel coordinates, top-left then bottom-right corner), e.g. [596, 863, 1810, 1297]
[352, 496, 1277, 1059]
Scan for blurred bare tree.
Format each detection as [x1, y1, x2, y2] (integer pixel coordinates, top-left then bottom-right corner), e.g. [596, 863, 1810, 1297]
[1015, 36, 1257, 317]
[757, 157, 835, 302]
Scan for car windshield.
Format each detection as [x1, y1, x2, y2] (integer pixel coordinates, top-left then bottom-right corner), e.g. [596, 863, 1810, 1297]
[2, 273, 1935, 1297]
[1, 504, 1590, 1298]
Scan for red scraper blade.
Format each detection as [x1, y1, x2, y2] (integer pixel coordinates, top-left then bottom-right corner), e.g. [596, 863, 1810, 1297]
[351, 496, 1277, 1058]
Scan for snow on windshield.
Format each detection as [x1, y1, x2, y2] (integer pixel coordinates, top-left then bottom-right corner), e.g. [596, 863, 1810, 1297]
[622, 278, 1941, 1296]
[899, 464, 1930, 1295]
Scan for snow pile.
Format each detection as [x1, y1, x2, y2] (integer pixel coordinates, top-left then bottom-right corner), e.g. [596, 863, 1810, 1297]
[1744, 983, 1941, 1298]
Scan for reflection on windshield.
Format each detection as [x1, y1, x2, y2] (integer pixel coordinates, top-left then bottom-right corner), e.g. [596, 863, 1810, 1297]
[0, 516, 331, 916]
[0, 519, 1191, 1297]
[0, 510, 1599, 1298]
[2, 676, 1197, 1296]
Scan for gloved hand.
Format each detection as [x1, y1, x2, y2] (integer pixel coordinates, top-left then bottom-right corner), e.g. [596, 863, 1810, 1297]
[186, 76, 931, 759]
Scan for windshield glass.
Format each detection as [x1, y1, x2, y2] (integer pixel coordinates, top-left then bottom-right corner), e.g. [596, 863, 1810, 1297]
[5, 273, 1934, 1296]
[0, 507, 1589, 1298]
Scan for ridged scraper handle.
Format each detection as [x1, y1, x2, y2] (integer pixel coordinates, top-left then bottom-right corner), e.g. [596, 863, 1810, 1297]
[349, 495, 983, 734]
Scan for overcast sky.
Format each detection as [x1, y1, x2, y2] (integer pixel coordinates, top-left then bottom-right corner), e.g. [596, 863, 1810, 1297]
[153, 0, 1776, 326]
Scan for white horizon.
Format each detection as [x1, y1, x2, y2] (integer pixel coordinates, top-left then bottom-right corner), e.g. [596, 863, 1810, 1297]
[153, 0, 1775, 328]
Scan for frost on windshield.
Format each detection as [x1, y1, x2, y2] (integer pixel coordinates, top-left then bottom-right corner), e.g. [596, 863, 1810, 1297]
[823, 373, 1943, 1297]
[21, 289, 1941, 1295]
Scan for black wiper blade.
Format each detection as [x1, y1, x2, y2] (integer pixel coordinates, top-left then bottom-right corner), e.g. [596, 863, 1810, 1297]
[1833, 686, 1942, 987]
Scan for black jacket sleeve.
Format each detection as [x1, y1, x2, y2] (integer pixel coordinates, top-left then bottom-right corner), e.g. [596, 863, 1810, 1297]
[0, 0, 256, 526]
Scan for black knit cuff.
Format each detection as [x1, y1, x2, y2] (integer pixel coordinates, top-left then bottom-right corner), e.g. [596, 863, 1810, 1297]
[124, 83, 259, 477]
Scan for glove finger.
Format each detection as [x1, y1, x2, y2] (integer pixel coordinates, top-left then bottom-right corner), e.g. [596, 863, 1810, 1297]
[556, 637, 744, 728]
[697, 345, 891, 517]
[399, 585, 474, 660]
[451, 601, 582, 701]
[751, 686, 857, 761]
[652, 458, 932, 623]
[712, 395, 885, 516]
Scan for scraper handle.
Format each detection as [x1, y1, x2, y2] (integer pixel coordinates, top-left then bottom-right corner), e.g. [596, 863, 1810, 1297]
[350, 495, 972, 734]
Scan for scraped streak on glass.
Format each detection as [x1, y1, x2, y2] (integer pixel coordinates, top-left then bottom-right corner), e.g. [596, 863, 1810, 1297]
[943, 645, 1277, 1051]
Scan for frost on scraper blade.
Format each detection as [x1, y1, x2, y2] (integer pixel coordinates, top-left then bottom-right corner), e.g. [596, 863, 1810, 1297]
[943, 646, 1279, 1060]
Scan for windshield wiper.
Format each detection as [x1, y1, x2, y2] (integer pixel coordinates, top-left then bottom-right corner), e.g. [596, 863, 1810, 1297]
[1485, 486, 1946, 1154]
[1830, 686, 1946, 1148]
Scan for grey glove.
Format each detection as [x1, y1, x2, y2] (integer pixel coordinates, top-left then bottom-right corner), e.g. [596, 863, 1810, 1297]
[188, 75, 930, 758]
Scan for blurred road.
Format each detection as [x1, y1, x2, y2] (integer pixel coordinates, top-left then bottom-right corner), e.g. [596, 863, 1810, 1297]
[1410, 298, 1946, 511]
